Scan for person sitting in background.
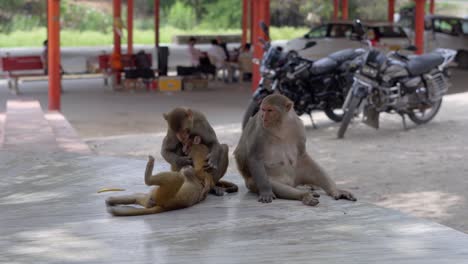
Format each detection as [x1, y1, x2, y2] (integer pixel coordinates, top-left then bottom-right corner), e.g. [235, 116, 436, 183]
[41, 40, 48, 74]
[216, 36, 230, 62]
[207, 39, 227, 68]
[237, 43, 253, 82]
[188, 37, 203, 67]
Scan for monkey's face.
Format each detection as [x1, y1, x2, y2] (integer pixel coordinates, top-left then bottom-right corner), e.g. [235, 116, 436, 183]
[260, 103, 281, 128]
[176, 129, 190, 144]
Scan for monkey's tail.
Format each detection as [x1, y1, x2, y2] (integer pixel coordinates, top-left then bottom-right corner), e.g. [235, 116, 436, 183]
[216, 180, 239, 193]
[107, 205, 165, 216]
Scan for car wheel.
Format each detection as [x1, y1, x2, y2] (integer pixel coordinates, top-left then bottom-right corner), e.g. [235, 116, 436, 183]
[456, 50, 468, 69]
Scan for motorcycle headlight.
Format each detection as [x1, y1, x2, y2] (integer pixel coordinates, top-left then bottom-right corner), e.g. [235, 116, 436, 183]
[260, 67, 276, 78]
[361, 65, 378, 78]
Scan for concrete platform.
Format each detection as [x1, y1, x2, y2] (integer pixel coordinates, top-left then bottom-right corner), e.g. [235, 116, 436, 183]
[1, 150, 468, 264]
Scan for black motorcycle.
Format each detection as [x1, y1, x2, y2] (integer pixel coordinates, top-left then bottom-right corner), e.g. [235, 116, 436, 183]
[337, 45, 456, 138]
[242, 22, 365, 129]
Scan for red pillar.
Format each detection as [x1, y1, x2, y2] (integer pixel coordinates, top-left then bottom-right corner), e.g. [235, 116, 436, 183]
[242, 0, 248, 47]
[127, 0, 133, 55]
[414, 0, 426, 54]
[113, 0, 122, 85]
[154, 0, 160, 51]
[333, 0, 339, 20]
[252, 0, 270, 91]
[429, 0, 435, 14]
[48, 0, 60, 111]
[250, 0, 255, 46]
[388, 0, 395, 22]
[342, 0, 348, 20]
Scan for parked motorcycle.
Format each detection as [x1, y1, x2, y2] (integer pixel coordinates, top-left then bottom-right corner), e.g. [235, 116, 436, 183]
[337, 28, 457, 138]
[241, 22, 365, 129]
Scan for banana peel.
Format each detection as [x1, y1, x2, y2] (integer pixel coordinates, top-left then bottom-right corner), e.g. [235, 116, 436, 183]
[97, 187, 126, 193]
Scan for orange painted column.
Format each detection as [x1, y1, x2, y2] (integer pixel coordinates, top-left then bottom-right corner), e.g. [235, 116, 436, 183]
[251, 0, 270, 91]
[250, 0, 255, 47]
[242, 0, 248, 47]
[333, 0, 339, 20]
[388, 0, 395, 22]
[48, 0, 61, 111]
[414, 0, 426, 54]
[127, 0, 133, 55]
[154, 0, 160, 51]
[342, 0, 348, 20]
[113, 0, 122, 85]
[429, 0, 435, 14]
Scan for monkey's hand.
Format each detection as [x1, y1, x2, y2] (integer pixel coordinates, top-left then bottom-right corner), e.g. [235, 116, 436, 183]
[175, 156, 193, 168]
[148, 156, 155, 163]
[206, 147, 221, 169]
[258, 190, 276, 203]
[210, 186, 225, 196]
[333, 189, 357, 201]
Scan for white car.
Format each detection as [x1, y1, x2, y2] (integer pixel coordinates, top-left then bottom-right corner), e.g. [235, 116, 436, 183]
[398, 13, 468, 68]
[285, 21, 411, 59]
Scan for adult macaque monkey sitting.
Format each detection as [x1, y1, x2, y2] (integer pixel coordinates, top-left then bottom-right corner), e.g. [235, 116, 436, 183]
[161, 107, 238, 195]
[234, 94, 356, 205]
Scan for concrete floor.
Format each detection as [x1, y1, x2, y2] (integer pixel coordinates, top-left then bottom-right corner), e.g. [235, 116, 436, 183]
[2, 150, 468, 264]
[1, 68, 468, 263]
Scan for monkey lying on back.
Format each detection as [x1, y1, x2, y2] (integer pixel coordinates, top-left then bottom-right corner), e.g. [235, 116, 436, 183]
[162, 107, 238, 195]
[106, 136, 214, 216]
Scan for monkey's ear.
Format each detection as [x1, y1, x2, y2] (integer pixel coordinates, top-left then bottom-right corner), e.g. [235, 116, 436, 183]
[285, 101, 293, 112]
[163, 113, 168, 120]
[186, 109, 193, 119]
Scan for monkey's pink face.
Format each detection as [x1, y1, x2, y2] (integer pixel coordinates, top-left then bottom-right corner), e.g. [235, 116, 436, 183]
[176, 129, 190, 144]
[260, 104, 280, 128]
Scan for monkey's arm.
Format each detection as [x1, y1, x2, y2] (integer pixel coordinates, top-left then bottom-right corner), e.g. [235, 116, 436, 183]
[161, 133, 192, 168]
[247, 142, 276, 203]
[192, 120, 222, 169]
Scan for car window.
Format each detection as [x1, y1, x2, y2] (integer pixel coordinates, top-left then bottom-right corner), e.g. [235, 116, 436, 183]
[461, 20, 468, 35]
[433, 18, 461, 36]
[329, 24, 353, 38]
[305, 25, 327, 38]
[373, 26, 407, 38]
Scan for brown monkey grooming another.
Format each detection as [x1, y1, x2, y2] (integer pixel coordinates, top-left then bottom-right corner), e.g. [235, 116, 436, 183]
[106, 137, 214, 216]
[234, 94, 356, 206]
[161, 107, 238, 195]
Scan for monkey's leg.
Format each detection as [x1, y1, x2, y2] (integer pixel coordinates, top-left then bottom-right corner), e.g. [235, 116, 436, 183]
[108, 205, 166, 217]
[270, 180, 319, 206]
[210, 144, 229, 183]
[217, 180, 239, 193]
[105, 193, 149, 207]
[296, 154, 356, 201]
[209, 144, 230, 196]
[148, 172, 185, 204]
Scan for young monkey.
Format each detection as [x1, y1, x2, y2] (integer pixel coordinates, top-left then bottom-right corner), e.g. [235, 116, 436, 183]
[106, 135, 214, 216]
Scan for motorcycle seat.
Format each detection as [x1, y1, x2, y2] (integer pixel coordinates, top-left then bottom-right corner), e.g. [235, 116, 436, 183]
[310, 57, 338, 75]
[328, 48, 360, 64]
[406, 53, 444, 76]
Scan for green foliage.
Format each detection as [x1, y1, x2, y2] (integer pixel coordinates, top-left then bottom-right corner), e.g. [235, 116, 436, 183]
[0, 26, 306, 48]
[61, 1, 112, 33]
[199, 1, 242, 29]
[167, 1, 196, 30]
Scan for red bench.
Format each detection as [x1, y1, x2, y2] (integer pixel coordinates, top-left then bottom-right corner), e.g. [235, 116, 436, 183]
[97, 53, 154, 88]
[1, 56, 46, 94]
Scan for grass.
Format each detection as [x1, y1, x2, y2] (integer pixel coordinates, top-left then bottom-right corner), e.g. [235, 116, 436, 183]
[0, 26, 310, 48]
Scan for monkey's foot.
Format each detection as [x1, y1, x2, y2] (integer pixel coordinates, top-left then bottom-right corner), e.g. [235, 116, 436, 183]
[105, 197, 116, 207]
[333, 189, 357, 201]
[210, 186, 225, 196]
[258, 191, 276, 203]
[302, 193, 319, 206]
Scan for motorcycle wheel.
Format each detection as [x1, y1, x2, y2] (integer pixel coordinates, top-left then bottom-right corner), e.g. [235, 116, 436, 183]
[324, 106, 344, 122]
[337, 96, 361, 139]
[241, 99, 260, 129]
[407, 99, 442, 125]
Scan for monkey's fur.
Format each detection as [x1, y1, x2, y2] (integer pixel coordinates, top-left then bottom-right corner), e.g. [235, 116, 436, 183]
[161, 107, 238, 195]
[106, 140, 214, 216]
[234, 94, 356, 205]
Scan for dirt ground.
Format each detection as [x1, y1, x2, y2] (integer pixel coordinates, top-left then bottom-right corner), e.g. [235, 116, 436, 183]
[1, 68, 467, 234]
